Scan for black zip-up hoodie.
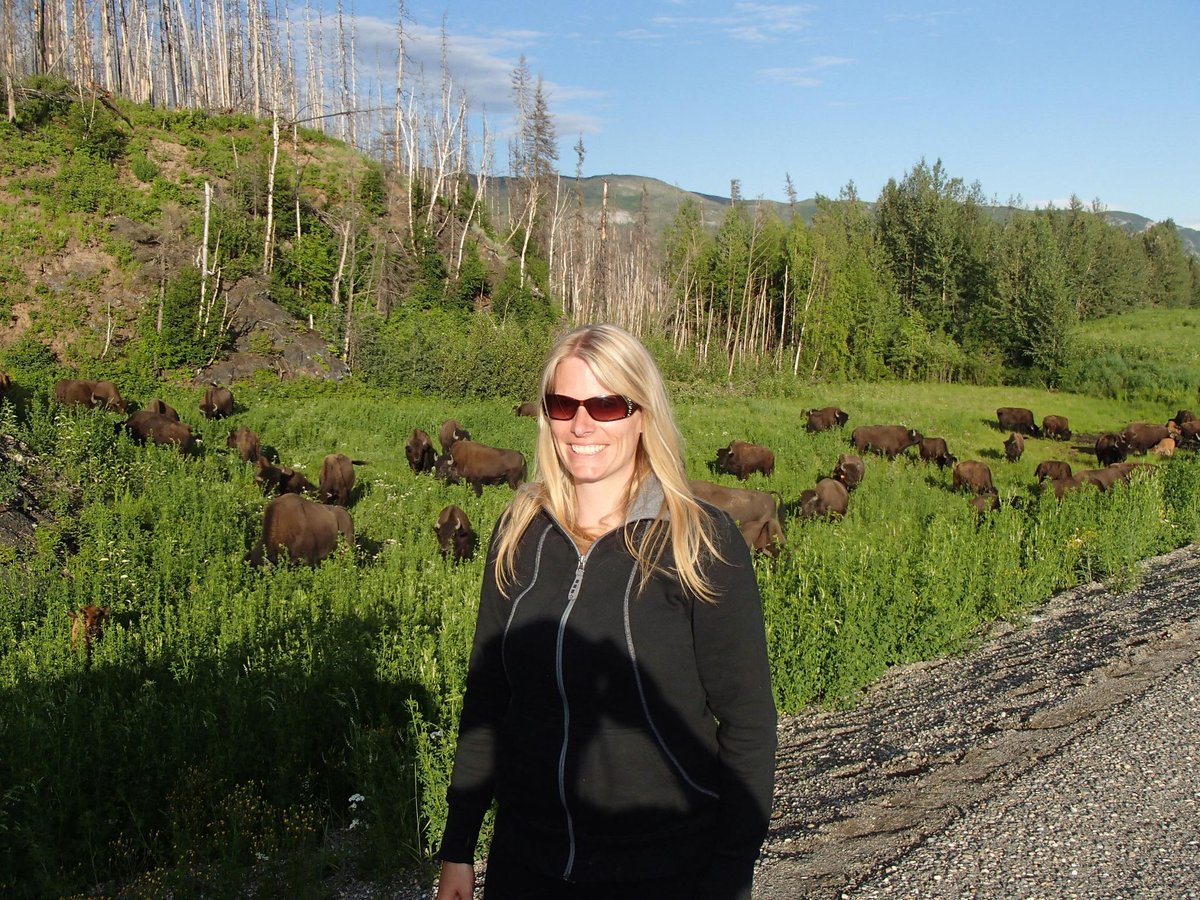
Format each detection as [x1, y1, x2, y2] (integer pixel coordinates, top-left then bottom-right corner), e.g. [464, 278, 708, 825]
[439, 478, 777, 899]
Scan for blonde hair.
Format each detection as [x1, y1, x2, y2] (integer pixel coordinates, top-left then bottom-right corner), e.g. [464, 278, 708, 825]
[495, 323, 723, 602]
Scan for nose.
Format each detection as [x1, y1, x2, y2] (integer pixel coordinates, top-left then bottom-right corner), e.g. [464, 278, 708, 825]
[570, 403, 595, 435]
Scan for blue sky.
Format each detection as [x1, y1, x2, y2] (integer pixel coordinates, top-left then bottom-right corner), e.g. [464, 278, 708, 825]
[340, 1, 1199, 228]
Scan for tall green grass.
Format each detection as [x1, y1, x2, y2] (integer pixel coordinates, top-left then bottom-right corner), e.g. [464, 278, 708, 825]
[0, 380, 1197, 896]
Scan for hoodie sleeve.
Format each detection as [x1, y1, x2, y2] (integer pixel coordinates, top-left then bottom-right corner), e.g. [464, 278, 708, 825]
[692, 511, 777, 900]
[437, 524, 513, 863]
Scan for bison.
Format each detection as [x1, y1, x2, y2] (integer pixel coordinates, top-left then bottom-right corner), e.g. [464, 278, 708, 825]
[0, 369, 10, 398]
[439, 419, 471, 454]
[1152, 437, 1176, 457]
[739, 517, 785, 557]
[1049, 473, 1090, 499]
[122, 410, 194, 453]
[1095, 432, 1129, 466]
[713, 440, 775, 480]
[68, 604, 111, 661]
[953, 460, 995, 495]
[435, 440, 526, 497]
[406, 428, 437, 474]
[255, 456, 317, 497]
[996, 407, 1039, 436]
[1004, 432, 1025, 463]
[969, 493, 1000, 514]
[851, 425, 923, 459]
[831, 453, 865, 490]
[1169, 409, 1196, 428]
[1034, 460, 1072, 483]
[805, 406, 849, 432]
[689, 479, 783, 534]
[1041, 415, 1071, 441]
[798, 478, 849, 520]
[145, 398, 180, 421]
[319, 453, 359, 506]
[249, 493, 354, 567]
[1121, 422, 1171, 454]
[917, 437, 956, 469]
[434, 504, 476, 562]
[514, 401, 540, 417]
[227, 426, 262, 462]
[53, 378, 127, 411]
[1176, 420, 1200, 448]
[199, 385, 234, 419]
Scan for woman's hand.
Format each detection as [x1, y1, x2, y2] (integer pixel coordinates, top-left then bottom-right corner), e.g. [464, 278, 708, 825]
[435, 860, 476, 900]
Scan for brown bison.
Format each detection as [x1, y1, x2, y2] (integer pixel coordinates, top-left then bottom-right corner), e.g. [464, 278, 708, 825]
[739, 517, 785, 557]
[713, 440, 775, 480]
[53, 378, 127, 411]
[255, 456, 317, 497]
[406, 428, 437, 474]
[145, 398, 180, 421]
[439, 419, 471, 454]
[996, 407, 1039, 436]
[689, 479, 783, 533]
[917, 437, 956, 469]
[0, 369, 10, 395]
[514, 401, 540, 417]
[969, 493, 1000, 514]
[851, 425, 923, 459]
[319, 453, 363, 506]
[1041, 415, 1071, 440]
[831, 453, 865, 490]
[1004, 432, 1025, 463]
[1152, 437, 1176, 457]
[1094, 432, 1129, 466]
[798, 478, 849, 520]
[1169, 409, 1196, 428]
[435, 440, 526, 497]
[805, 406, 849, 432]
[953, 460, 995, 495]
[1175, 420, 1200, 448]
[199, 385, 234, 419]
[227, 426, 262, 462]
[1034, 460, 1072, 483]
[69, 604, 111, 660]
[434, 504, 476, 562]
[1121, 422, 1171, 454]
[249, 493, 354, 567]
[123, 410, 194, 453]
[1049, 474, 1089, 499]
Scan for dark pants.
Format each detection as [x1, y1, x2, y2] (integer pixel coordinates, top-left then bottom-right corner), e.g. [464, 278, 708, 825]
[483, 849, 702, 900]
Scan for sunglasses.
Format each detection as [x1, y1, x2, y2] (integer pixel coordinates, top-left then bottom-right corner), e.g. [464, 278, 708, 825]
[543, 393, 641, 422]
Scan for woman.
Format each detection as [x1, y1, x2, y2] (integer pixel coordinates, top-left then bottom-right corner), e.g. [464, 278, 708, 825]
[436, 324, 776, 900]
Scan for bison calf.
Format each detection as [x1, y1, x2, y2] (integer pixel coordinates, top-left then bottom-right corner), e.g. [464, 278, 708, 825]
[69, 604, 111, 662]
[434, 505, 476, 562]
[250, 493, 354, 567]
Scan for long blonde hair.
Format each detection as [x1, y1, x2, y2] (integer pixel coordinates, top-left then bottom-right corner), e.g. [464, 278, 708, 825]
[495, 323, 723, 601]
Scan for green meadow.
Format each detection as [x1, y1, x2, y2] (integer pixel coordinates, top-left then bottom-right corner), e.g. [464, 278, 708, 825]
[1, 371, 1199, 896]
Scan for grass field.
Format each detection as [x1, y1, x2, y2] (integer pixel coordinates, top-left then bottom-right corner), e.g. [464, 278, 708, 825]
[1, 373, 1198, 897]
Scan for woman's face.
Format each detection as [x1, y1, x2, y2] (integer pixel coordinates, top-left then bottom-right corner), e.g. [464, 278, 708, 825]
[548, 356, 643, 494]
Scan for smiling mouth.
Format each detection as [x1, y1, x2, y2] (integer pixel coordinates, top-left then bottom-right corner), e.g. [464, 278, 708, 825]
[570, 445, 605, 456]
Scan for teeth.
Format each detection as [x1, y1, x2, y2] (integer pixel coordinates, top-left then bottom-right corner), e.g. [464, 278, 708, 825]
[571, 445, 604, 455]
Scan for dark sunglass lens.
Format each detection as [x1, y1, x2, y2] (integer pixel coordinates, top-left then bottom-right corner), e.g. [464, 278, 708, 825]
[543, 394, 575, 420]
[586, 395, 629, 421]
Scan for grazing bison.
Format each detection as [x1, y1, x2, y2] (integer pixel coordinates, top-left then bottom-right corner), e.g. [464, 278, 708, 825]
[1078, 465, 1133, 492]
[1152, 437, 1176, 457]
[1049, 474, 1089, 499]
[122, 410, 194, 453]
[713, 440, 775, 480]
[227, 426, 262, 462]
[435, 440, 525, 497]
[434, 504, 476, 562]
[1121, 422, 1171, 454]
[739, 517, 785, 557]
[513, 401, 540, 417]
[199, 385, 234, 419]
[405, 428, 437, 474]
[798, 478, 849, 520]
[1041, 415, 1071, 440]
[688, 480, 783, 533]
[249, 493, 354, 567]
[255, 456, 317, 497]
[439, 419, 471, 454]
[1035, 460, 1072, 483]
[953, 460, 995, 495]
[53, 378, 127, 411]
[969, 493, 1000, 514]
[805, 406, 849, 432]
[851, 425, 923, 459]
[1004, 432, 1025, 462]
[68, 604, 111, 660]
[1169, 409, 1196, 428]
[319, 453, 359, 506]
[996, 407, 1039, 436]
[831, 453, 865, 490]
[917, 437, 956, 469]
[1094, 432, 1129, 466]
[145, 398, 180, 421]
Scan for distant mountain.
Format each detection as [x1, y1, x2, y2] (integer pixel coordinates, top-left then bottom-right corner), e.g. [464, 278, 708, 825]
[494, 175, 1199, 256]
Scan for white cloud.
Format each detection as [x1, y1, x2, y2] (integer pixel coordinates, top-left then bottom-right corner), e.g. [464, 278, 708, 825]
[652, 2, 815, 42]
[759, 68, 821, 87]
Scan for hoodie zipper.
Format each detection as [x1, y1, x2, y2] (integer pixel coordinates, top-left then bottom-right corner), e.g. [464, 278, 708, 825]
[555, 541, 588, 880]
